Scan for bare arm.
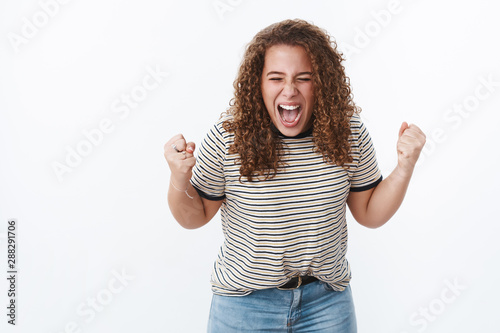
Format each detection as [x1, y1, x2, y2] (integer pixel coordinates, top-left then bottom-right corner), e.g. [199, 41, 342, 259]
[347, 122, 426, 228]
[164, 134, 223, 229]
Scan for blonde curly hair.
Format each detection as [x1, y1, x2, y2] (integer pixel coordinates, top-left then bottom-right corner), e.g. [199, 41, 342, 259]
[223, 19, 360, 182]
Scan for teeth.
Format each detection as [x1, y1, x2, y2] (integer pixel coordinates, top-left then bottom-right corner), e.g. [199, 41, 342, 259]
[279, 104, 300, 110]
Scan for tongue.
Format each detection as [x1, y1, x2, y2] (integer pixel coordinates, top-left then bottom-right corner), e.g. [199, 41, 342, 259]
[282, 109, 299, 123]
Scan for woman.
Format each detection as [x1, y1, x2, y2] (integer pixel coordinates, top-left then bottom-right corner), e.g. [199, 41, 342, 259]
[164, 19, 425, 332]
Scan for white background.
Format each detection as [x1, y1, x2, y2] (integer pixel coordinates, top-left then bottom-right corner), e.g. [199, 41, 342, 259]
[1, 0, 499, 332]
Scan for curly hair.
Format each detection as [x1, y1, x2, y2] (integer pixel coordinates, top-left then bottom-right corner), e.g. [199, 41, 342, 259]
[223, 19, 360, 182]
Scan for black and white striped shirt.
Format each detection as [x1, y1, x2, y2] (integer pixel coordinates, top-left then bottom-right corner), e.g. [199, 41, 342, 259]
[191, 113, 382, 296]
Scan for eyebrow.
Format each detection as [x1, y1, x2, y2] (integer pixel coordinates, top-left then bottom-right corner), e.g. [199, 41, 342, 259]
[266, 71, 313, 76]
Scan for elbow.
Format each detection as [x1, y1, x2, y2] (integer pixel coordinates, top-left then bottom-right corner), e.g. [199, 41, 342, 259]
[351, 208, 392, 229]
[355, 216, 388, 229]
[178, 222, 197, 230]
[176, 217, 209, 230]
[180, 223, 205, 230]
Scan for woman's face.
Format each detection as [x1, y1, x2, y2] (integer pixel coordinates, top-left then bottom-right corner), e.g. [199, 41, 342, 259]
[261, 44, 314, 137]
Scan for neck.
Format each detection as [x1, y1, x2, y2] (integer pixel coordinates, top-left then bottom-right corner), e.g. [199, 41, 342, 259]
[270, 123, 313, 138]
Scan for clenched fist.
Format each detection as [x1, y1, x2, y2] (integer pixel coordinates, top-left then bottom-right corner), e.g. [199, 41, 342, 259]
[396, 122, 426, 177]
[164, 134, 196, 190]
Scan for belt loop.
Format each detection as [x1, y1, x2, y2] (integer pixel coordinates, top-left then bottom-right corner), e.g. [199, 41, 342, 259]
[296, 275, 302, 288]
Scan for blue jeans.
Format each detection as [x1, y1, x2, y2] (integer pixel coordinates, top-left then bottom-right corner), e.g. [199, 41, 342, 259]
[207, 281, 357, 332]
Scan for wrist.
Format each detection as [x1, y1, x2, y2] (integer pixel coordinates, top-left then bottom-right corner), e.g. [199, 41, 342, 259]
[170, 179, 194, 199]
[394, 163, 414, 180]
[170, 175, 190, 189]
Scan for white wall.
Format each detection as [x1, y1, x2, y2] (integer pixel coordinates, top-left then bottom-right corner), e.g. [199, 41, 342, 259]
[1, 0, 499, 332]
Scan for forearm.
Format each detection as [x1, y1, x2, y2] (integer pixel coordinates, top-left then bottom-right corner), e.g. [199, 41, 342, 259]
[168, 180, 208, 229]
[360, 166, 413, 228]
[347, 122, 425, 228]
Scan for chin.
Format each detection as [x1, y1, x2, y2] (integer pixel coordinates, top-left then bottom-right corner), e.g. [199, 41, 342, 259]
[274, 123, 307, 137]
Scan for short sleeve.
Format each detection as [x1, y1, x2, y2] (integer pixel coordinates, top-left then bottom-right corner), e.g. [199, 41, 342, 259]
[349, 116, 383, 192]
[190, 122, 226, 201]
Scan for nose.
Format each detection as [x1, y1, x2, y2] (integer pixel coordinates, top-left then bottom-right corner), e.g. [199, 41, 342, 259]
[282, 80, 297, 98]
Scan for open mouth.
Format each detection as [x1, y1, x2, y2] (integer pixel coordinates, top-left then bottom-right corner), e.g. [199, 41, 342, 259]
[278, 104, 302, 127]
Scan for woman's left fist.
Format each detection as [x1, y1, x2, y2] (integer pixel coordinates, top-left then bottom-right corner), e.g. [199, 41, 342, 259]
[396, 122, 426, 177]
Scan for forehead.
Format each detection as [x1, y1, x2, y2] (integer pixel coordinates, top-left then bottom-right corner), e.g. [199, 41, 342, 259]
[263, 44, 312, 70]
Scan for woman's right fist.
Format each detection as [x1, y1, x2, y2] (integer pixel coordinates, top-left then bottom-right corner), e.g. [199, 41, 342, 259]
[164, 134, 196, 188]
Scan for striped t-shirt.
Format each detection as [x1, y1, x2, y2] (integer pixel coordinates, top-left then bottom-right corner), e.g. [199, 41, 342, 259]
[190, 113, 382, 296]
